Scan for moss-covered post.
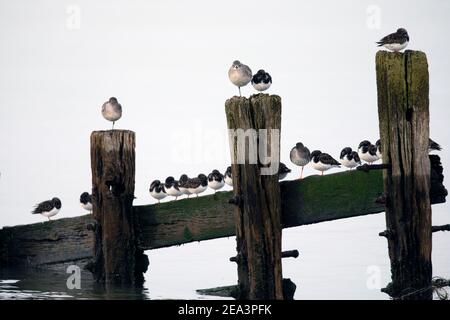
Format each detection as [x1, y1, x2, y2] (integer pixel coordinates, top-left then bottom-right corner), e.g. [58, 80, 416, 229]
[225, 94, 284, 300]
[376, 50, 432, 300]
[90, 130, 145, 284]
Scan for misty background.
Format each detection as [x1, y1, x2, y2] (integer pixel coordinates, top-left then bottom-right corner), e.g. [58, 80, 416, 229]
[0, 0, 449, 299]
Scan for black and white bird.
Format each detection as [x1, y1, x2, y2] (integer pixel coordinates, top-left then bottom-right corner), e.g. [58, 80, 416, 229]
[164, 176, 183, 200]
[251, 69, 272, 92]
[429, 138, 442, 152]
[80, 192, 92, 213]
[278, 162, 291, 180]
[31, 197, 62, 221]
[339, 147, 361, 170]
[376, 28, 409, 52]
[101, 97, 122, 130]
[186, 174, 208, 197]
[224, 166, 233, 187]
[207, 170, 225, 193]
[310, 150, 340, 175]
[228, 60, 252, 96]
[358, 140, 380, 164]
[290, 142, 311, 179]
[149, 180, 167, 203]
[178, 174, 192, 198]
[375, 139, 382, 159]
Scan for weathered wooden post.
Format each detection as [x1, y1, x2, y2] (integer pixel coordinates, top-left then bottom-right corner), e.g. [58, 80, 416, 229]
[225, 94, 284, 300]
[376, 50, 432, 299]
[90, 130, 142, 284]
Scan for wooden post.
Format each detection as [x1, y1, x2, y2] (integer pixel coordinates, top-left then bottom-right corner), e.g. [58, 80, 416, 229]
[376, 50, 432, 299]
[90, 130, 140, 284]
[225, 94, 284, 300]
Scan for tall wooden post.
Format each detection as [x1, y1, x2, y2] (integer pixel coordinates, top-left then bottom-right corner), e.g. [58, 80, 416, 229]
[376, 50, 432, 299]
[225, 94, 284, 300]
[90, 130, 138, 284]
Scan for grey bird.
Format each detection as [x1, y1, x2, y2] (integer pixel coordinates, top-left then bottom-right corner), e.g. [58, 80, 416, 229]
[101, 97, 122, 130]
[290, 142, 311, 179]
[228, 60, 252, 97]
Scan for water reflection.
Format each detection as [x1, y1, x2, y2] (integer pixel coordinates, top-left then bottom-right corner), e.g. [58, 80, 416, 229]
[0, 267, 150, 300]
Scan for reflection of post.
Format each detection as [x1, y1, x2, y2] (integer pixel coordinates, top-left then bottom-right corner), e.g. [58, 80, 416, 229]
[90, 130, 144, 284]
[376, 50, 432, 300]
[225, 94, 284, 300]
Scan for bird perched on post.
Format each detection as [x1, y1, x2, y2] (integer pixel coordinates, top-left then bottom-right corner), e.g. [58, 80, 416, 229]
[224, 166, 233, 187]
[80, 192, 93, 213]
[228, 60, 252, 97]
[251, 69, 272, 92]
[358, 140, 380, 164]
[376, 28, 409, 52]
[310, 150, 340, 175]
[178, 174, 192, 198]
[149, 180, 167, 203]
[164, 176, 183, 200]
[290, 142, 311, 179]
[339, 147, 361, 170]
[32, 197, 62, 221]
[278, 162, 291, 180]
[186, 174, 208, 197]
[101, 97, 122, 130]
[208, 170, 225, 193]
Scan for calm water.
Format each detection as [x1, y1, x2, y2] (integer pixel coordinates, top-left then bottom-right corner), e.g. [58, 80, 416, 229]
[1, 209, 449, 300]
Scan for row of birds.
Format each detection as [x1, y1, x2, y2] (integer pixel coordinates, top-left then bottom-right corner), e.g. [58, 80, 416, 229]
[31, 28, 417, 218]
[30, 137, 441, 219]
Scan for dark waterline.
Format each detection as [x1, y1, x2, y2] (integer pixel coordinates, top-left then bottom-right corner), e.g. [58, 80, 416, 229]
[0, 267, 150, 300]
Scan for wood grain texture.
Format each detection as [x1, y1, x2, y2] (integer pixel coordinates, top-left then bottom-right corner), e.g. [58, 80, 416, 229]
[225, 93, 283, 300]
[90, 130, 138, 284]
[376, 50, 432, 299]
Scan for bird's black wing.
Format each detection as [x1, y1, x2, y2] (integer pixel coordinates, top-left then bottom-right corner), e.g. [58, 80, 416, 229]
[377, 32, 401, 46]
[429, 138, 442, 151]
[320, 153, 341, 166]
[32, 200, 53, 214]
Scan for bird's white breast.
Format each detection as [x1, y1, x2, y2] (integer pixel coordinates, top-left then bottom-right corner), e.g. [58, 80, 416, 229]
[228, 69, 251, 87]
[150, 190, 167, 200]
[102, 103, 122, 121]
[384, 41, 408, 52]
[341, 157, 358, 169]
[252, 82, 271, 92]
[208, 180, 225, 190]
[312, 161, 331, 172]
[166, 186, 183, 197]
[224, 176, 233, 186]
[41, 208, 60, 218]
[81, 202, 93, 211]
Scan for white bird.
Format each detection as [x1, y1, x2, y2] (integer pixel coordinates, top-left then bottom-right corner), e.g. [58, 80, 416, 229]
[310, 150, 340, 175]
[228, 60, 252, 96]
[207, 170, 225, 193]
[149, 180, 167, 203]
[80, 192, 93, 213]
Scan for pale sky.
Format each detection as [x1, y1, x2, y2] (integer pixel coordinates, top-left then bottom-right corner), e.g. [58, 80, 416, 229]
[1, 0, 449, 227]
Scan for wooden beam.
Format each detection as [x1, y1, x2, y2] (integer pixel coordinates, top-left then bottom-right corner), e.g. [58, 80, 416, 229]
[90, 130, 142, 284]
[1, 161, 446, 270]
[225, 94, 284, 300]
[376, 50, 432, 300]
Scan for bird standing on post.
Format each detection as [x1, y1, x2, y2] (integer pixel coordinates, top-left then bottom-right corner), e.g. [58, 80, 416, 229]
[228, 60, 252, 97]
[376, 28, 409, 52]
[290, 142, 311, 179]
[224, 166, 233, 187]
[101, 97, 122, 130]
[80, 192, 93, 213]
[31, 197, 62, 221]
[251, 69, 272, 92]
[358, 140, 380, 164]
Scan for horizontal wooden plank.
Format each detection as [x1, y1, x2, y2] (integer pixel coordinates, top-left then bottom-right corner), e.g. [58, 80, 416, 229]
[1, 162, 446, 268]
